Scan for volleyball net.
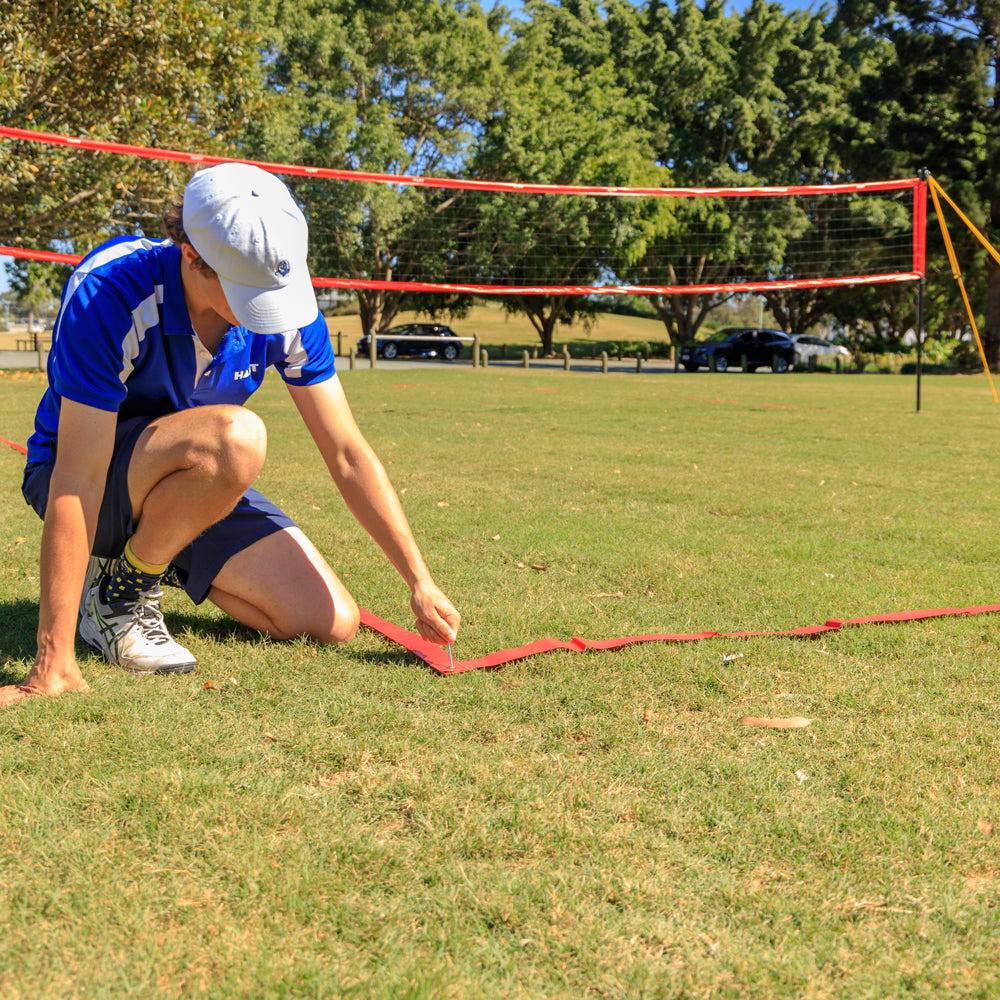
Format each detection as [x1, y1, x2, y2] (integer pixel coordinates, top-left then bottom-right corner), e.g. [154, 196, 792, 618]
[0, 125, 925, 297]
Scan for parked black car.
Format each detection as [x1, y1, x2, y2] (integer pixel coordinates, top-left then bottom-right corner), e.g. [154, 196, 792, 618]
[357, 323, 464, 360]
[679, 328, 796, 373]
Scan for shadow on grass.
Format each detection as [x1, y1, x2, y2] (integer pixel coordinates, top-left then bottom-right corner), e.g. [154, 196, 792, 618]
[165, 609, 426, 671]
[0, 599, 40, 679]
[0, 601, 423, 683]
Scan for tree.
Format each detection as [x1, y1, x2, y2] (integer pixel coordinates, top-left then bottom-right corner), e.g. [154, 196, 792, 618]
[0, 1, 269, 253]
[836, 0, 994, 360]
[5, 259, 65, 349]
[472, 0, 661, 354]
[255, 0, 505, 337]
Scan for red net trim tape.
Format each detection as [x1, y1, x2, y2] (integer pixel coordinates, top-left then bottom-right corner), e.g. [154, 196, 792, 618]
[2, 433, 992, 675]
[0, 246, 922, 296]
[0, 125, 921, 198]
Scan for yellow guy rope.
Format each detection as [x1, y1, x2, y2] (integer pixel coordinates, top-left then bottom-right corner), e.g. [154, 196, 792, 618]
[927, 175, 1000, 403]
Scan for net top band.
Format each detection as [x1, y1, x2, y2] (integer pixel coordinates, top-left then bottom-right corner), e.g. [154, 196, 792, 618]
[0, 125, 921, 199]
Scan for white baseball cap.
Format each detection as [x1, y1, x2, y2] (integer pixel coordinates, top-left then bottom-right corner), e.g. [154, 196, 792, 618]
[182, 163, 318, 335]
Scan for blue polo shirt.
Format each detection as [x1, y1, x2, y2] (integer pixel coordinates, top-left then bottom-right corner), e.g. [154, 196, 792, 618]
[27, 236, 335, 467]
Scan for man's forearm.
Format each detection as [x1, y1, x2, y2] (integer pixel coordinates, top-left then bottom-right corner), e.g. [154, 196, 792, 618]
[328, 443, 432, 589]
[35, 478, 105, 662]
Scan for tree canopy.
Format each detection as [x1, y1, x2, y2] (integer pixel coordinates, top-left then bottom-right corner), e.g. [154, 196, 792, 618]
[0, 0, 993, 355]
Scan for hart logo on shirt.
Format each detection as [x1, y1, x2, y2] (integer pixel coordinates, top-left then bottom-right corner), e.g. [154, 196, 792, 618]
[234, 364, 260, 380]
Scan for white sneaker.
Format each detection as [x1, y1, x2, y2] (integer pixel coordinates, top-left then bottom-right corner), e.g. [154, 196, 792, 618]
[78, 558, 197, 675]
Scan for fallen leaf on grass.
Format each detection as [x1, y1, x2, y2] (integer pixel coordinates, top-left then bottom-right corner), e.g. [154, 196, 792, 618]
[262, 733, 278, 742]
[977, 818, 995, 836]
[643, 584, 654, 597]
[516, 561, 526, 569]
[795, 770, 809, 785]
[722, 652, 744, 664]
[14, 537, 25, 545]
[202, 681, 215, 691]
[589, 591, 624, 599]
[530, 564, 548, 572]
[436, 501, 450, 508]
[491, 534, 501, 541]
[741, 716, 812, 729]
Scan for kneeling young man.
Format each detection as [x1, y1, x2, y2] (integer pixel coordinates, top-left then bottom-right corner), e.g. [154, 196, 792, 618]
[2, 163, 460, 706]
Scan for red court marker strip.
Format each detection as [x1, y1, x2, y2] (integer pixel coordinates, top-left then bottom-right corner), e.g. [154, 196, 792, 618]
[4, 435, 997, 672]
[0, 437, 28, 456]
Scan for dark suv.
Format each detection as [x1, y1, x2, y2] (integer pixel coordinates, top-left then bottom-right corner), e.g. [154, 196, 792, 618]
[358, 323, 464, 361]
[679, 328, 796, 373]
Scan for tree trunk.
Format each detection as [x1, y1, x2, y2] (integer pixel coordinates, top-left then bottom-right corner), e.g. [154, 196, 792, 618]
[985, 195, 1000, 370]
[28, 307, 36, 351]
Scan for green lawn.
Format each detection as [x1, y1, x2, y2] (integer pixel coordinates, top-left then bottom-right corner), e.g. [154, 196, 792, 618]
[1, 367, 998, 997]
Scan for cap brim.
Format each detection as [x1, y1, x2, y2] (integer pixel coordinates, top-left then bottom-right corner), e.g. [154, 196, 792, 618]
[220, 269, 319, 335]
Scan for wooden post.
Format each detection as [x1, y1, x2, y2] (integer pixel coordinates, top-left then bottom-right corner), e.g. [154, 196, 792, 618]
[636, 352, 643, 374]
[522, 350, 530, 368]
[500, 344, 507, 360]
[336, 330, 343, 356]
[349, 345, 356, 370]
[601, 351, 608, 374]
[835, 356, 842, 374]
[473, 333, 481, 369]
[741, 352, 749, 372]
[369, 332, 377, 368]
[808, 354, 817, 372]
[562, 346, 570, 371]
[481, 348, 489, 368]
[531, 346, 538, 360]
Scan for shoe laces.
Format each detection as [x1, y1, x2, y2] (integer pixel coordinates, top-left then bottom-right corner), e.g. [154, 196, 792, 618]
[134, 590, 172, 646]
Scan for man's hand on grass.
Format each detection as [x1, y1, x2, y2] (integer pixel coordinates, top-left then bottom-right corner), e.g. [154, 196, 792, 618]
[410, 580, 461, 646]
[0, 656, 89, 708]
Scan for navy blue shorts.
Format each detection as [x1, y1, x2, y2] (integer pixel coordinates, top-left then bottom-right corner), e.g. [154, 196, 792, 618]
[21, 414, 295, 605]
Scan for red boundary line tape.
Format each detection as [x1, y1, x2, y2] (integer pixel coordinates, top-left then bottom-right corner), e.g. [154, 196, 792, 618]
[2, 434, 996, 676]
[0, 125, 921, 199]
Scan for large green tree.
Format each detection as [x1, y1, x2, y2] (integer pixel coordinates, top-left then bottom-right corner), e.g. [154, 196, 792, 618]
[255, 0, 504, 337]
[472, 0, 662, 354]
[0, 1, 268, 252]
[836, 0, 992, 356]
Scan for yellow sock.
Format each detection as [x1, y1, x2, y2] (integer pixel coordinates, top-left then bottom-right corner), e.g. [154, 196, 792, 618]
[124, 538, 169, 576]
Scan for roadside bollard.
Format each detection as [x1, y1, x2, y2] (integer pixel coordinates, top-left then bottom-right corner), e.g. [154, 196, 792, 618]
[349, 345, 356, 370]
[563, 346, 571, 371]
[601, 351, 608, 374]
[636, 352, 643, 373]
[473, 333, 481, 369]
[481, 348, 489, 368]
[369, 333, 377, 368]
[531, 346, 538, 360]
[522, 350, 530, 369]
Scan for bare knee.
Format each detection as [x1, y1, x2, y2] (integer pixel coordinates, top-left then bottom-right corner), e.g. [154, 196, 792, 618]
[189, 406, 266, 490]
[311, 592, 361, 646]
[276, 589, 360, 646]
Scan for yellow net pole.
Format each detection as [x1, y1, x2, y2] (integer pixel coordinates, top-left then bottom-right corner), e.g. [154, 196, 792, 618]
[927, 177, 1000, 403]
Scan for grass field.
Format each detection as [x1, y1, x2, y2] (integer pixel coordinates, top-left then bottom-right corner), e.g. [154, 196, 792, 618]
[1, 366, 998, 997]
